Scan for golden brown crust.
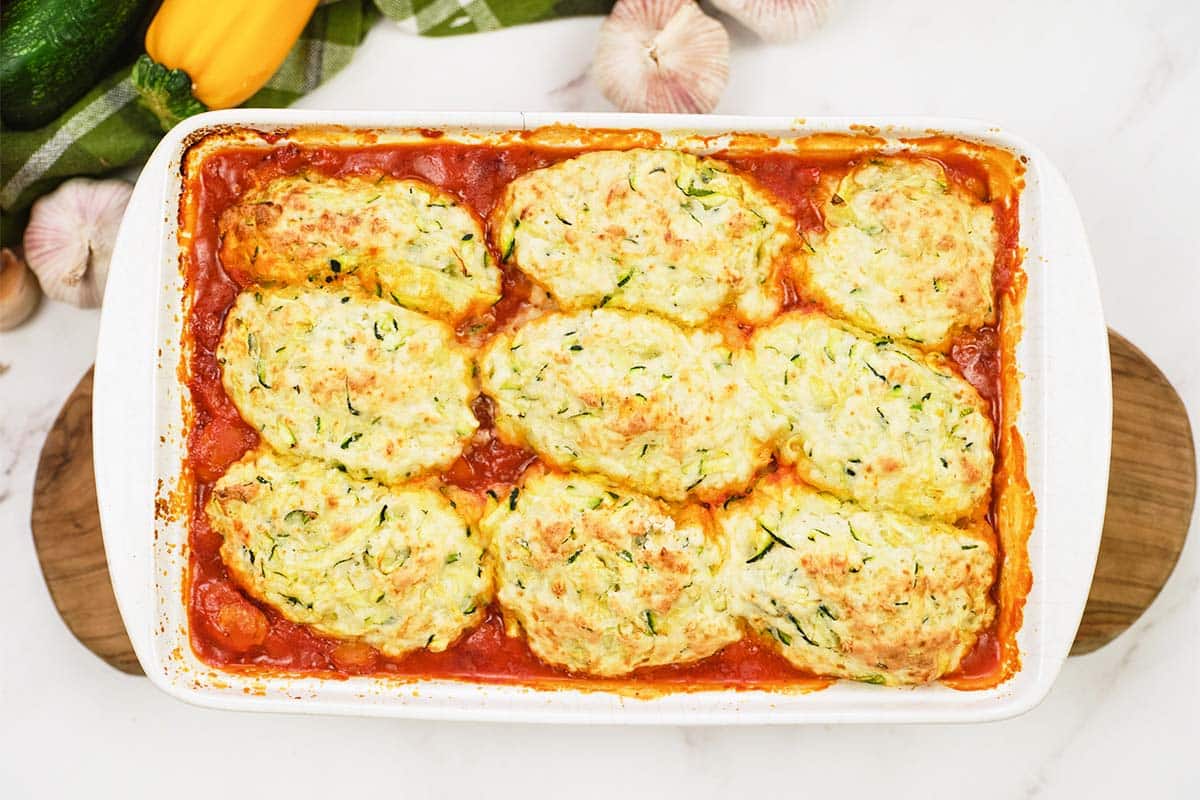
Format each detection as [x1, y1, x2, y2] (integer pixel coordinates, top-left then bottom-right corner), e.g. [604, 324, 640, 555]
[721, 469, 996, 685]
[208, 447, 492, 658]
[218, 286, 478, 484]
[218, 173, 500, 323]
[479, 309, 784, 503]
[490, 149, 795, 327]
[798, 157, 997, 350]
[178, 126, 1031, 691]
[482, 466, 740, 676]
[748, 309, 994, 522]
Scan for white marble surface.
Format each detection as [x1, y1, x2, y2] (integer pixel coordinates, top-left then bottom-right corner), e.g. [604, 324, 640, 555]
[2, 1, 1197, 796]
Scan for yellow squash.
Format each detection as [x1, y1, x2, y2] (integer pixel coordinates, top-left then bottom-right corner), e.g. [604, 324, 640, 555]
[146, 0, 320, 109]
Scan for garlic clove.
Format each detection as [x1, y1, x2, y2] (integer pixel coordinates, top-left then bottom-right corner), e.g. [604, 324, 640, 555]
[0, 247, 42, 331]
[710, 0, 834, 44]
[23, 177, 133, 309]
[594, 0, 730, 115]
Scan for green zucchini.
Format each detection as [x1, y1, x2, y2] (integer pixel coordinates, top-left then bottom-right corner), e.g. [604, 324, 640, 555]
[1, 0, 152, 130]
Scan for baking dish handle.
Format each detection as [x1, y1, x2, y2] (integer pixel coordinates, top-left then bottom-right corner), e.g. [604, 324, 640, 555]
[1026, 147, 1112, 691]
[93, 128, 182, 675]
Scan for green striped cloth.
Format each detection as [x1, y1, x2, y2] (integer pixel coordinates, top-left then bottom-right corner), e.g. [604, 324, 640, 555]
[0, 0, 378, 247]
[375, 0, 612, 35]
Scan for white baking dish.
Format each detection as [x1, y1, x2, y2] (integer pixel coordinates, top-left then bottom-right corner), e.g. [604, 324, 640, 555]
[93, 110, 1110, 724]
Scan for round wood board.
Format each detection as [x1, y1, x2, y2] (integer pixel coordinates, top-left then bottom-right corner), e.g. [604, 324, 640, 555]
[1070, 332, 1195, 654]
[29, 367, 141, 675]
[29, 331, 1195, 674]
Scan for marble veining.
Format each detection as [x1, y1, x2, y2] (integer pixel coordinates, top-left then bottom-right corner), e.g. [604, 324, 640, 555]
[0, 1, 1196, 797]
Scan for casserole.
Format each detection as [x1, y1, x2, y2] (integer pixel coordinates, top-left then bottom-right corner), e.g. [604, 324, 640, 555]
[94, 110, 1110, 723]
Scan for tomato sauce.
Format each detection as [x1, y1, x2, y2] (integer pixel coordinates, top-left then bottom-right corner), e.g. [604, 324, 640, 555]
[184, 140, 1016, 689]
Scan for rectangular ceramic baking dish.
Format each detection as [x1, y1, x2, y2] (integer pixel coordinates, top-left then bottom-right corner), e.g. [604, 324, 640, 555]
[93, 110, 1111, 724]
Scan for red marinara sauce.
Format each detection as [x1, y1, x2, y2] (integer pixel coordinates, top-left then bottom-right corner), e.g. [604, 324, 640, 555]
[184, 142, 1011, 688]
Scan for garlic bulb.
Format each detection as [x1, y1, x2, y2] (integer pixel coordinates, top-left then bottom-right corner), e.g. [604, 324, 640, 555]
[710, 0, 834, 43]
[594, 0, 730, 114]
[24, 177, 132, 308]
[0, 247, 41, 331]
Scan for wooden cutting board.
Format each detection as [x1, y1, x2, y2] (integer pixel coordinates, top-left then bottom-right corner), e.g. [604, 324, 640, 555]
[29, 331, 1196, 674]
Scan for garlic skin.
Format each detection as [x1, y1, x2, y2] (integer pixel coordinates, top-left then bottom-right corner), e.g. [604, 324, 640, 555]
[0, 247, 41, 331]
[23, 177, 133, 308]
[594, 0, 730, 114]
[710, 0, 834, 43]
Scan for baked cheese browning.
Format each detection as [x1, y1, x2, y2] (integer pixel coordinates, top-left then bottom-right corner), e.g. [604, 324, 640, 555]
[482, 468, 740, 676]
[720, 472, 996, 685]
[218, 174, 500, 323]
[218, 287, 478, 485]
[800, 157, 997, 349]
[480, 309, 784, 502]
[207, 448, 492, 658]
[492, 148, 794, 326]
[749, 312, 993, 522]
